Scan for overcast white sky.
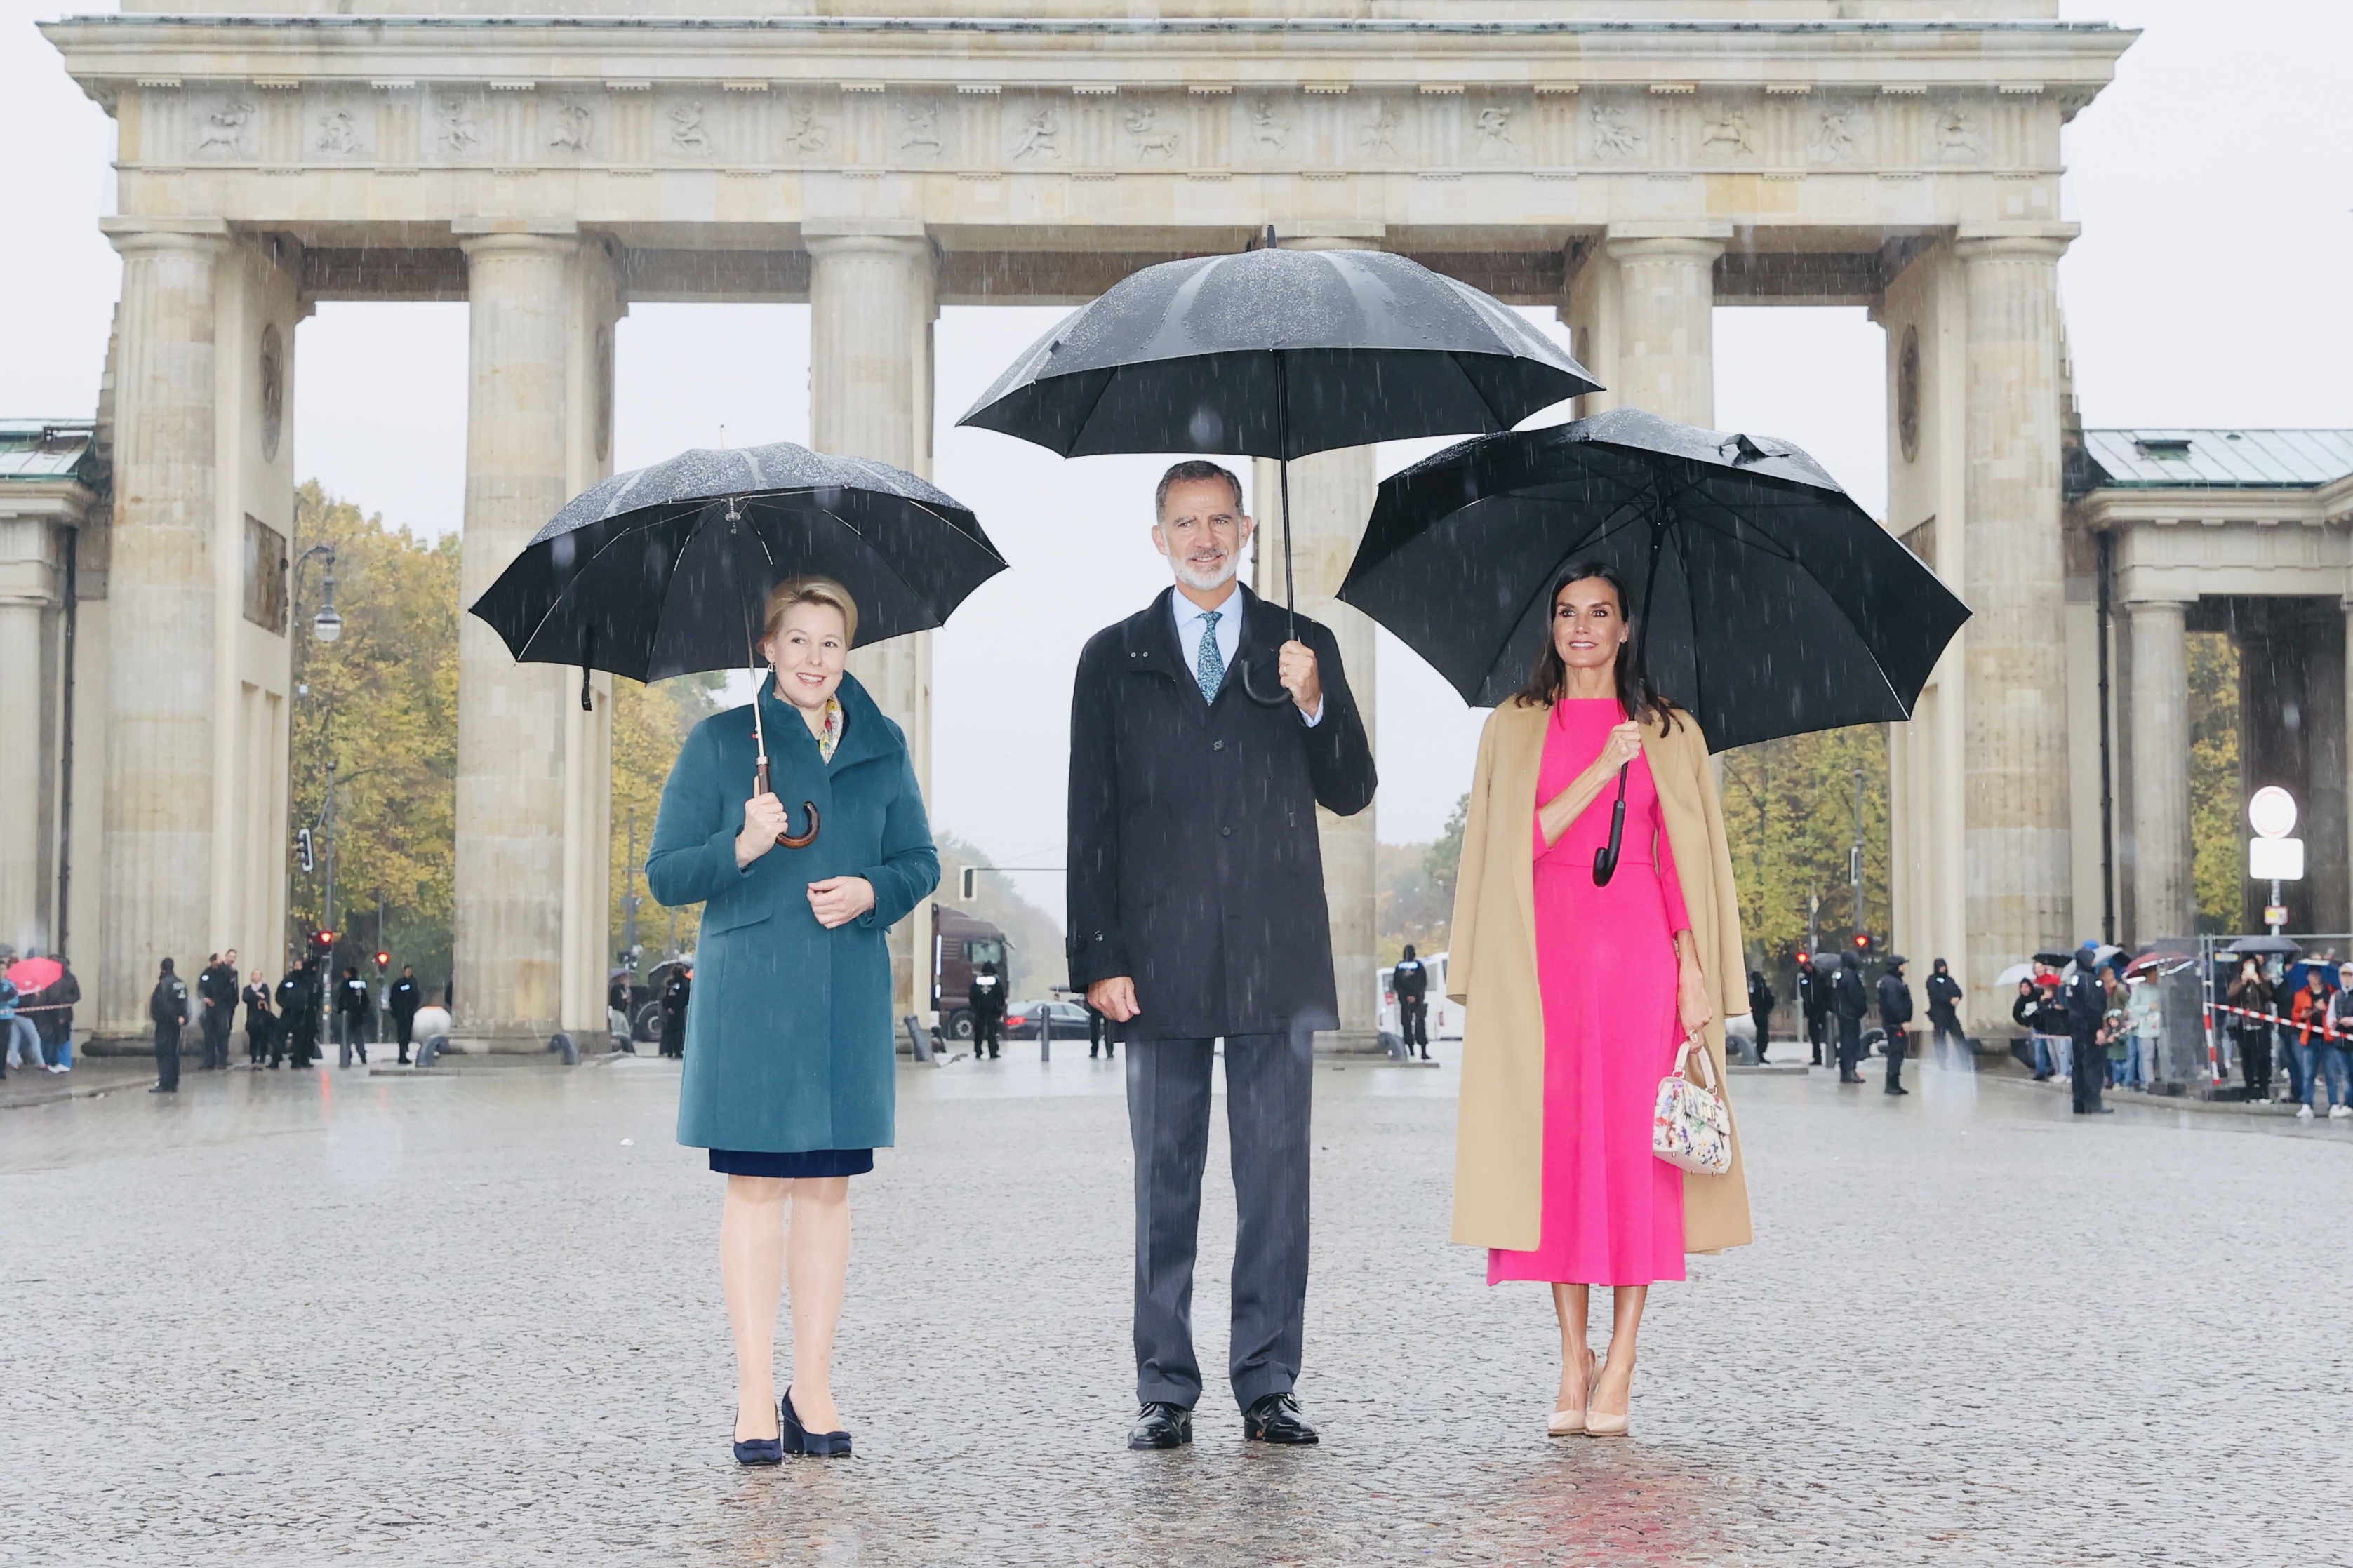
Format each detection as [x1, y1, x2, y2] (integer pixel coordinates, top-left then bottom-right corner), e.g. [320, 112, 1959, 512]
[6, 1, 2349, 918]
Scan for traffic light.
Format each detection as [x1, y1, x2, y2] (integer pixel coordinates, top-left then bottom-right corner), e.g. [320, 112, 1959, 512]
[374, 950, 390, 973]
[960, 866, 978, 901]
[313, 930, 337, 955]
[1851, 931, 1874, 958]
[295, 826, 314, 873]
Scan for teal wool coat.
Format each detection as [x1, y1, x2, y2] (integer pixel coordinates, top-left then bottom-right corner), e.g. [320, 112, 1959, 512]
[646, 674, 938, 1154]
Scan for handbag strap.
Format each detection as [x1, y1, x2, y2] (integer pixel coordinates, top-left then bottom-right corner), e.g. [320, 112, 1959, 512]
[1671, 1027, 1719, 1093]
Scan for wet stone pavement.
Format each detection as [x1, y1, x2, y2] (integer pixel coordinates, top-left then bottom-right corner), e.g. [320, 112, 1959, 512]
[5, 1045, 2349, 1567]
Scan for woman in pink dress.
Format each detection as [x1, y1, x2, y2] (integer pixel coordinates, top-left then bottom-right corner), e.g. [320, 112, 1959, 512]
[1446, 561, 1752, 1440]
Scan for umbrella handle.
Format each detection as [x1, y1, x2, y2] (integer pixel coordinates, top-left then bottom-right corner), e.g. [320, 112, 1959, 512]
[1237, 657, 1296, 709]
[1591, 765, 1629, 887]
[752, 760, 822, 849]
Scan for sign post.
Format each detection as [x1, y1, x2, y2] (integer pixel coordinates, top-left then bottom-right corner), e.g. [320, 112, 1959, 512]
[2247, 786, 2302, 937]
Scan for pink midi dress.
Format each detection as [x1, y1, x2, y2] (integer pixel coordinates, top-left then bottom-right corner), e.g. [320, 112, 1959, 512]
[1488, 699, 1692, 1288]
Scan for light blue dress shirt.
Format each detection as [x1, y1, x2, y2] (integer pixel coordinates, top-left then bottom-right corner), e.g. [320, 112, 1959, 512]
[1169, 582, 1322, 724]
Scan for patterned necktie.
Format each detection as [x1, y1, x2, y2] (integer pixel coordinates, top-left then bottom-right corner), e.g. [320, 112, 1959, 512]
[1194, 610, 1225, 702]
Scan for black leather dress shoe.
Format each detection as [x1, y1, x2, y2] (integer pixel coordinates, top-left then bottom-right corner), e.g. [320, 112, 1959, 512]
[1127, 1402, 1192, 1450]
[1242, 1392, 1319, 1445]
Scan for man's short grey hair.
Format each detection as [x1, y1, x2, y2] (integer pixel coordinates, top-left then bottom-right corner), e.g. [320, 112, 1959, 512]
[1155, 460, 1244, 521]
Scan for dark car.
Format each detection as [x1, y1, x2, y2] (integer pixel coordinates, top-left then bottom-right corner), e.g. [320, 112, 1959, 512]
[1000, 999, 1090, 1042]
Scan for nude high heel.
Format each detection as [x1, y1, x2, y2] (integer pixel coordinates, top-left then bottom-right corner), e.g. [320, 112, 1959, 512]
[1583, 1363, 1629, 1438]
[1547, 1350, 1595, 1437]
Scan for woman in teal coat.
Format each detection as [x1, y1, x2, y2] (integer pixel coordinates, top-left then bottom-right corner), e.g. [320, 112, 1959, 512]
[646, 575, 938, 1464]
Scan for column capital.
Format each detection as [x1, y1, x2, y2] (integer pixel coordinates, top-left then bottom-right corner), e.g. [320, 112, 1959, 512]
[2121, 592, 2197, 613]
[100, 215, 231, 257]
[1273, 222, 1385, 251]
[456, 230, 580, 262]
[1953, 224, 2079, 262]
[803, 220, 931, 259]
[1604, 223, 1730, 262]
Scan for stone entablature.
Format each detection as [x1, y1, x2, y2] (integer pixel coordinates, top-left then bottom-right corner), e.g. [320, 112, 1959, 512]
[57, 18, 2112, 217]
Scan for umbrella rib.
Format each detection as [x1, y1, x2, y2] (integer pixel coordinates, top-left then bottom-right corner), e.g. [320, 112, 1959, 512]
[510, 505, 696, 666]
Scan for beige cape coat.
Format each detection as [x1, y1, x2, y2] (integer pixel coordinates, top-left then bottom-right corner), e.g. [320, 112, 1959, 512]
[1446, 700, 1754, 1254]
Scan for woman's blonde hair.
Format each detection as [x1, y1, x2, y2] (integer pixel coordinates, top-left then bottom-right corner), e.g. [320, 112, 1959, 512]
[761, 575, 860, 650]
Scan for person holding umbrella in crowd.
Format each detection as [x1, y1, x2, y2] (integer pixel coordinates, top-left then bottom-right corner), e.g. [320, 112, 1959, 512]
[1925, 959, 1964, 1062]
[1066, 460, 1375, 1451]
[2226, 956, 2277, 1103]
[1876, 956, 1913, 1096]
[1443, 561, 1749, 1439]
[389, 965, 421, 1066]
[646, 576, 940, 1464]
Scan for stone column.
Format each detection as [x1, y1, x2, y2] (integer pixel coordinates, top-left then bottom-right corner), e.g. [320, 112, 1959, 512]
[1603, 234, 1724, 427]
[808, 228, 936, 1017]
[1253, 446, 1380, 1050]
[98, 222, 230, 1038]
[0, 515, 68, 956]
[1956, 233, 2074, 1023]
[453, 234, 578, 1047]
[2126, 598, 2194, 944]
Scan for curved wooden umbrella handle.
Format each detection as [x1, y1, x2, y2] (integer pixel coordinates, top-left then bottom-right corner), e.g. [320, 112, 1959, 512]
[778, 802, 820, 850]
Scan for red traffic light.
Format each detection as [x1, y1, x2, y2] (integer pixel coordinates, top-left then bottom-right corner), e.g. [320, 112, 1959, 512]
[373, 951, 390, 970]
[1851, 932, 1872, 952]
[313, 930, 336, 950]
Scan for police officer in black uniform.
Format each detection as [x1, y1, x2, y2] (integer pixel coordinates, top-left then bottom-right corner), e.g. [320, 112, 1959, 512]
[1797, 953, 1829, 1066]
[334, 965, 373, 1068]
[658, 966, 691, 1059]
[1876, 955, 1914, 1096]
[389, 965, 422, 1064]
[1747, 968, 1776, 1064]
[1833, 953, 1871, 1084]
[1391, 944, 1431, 1060]
[968, 959, 1006, 1061]
[199, 951, 239, 1071]
[149, 958, 190, 1093]
[2064, 943, 2113, 1115]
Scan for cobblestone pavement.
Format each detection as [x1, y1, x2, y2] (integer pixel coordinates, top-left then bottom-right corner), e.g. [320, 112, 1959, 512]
[6, 1045, 2349, 1567]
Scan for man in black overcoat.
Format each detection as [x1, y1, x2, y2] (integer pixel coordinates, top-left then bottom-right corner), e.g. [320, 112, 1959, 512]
[199, 951, 238, 1071]
[389, 965, 422, 1065]
[968, 959, 1007, 1061]
[1391, 945, 1430, 1060]
[1875, 956, 1913, 1096]
[1832, 953, 1871, 1084]
[1068, 461, 1377, 1452]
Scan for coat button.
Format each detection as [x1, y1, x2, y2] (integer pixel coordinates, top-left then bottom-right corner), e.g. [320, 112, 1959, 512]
[1213, 739, 1225, 751]
[1221, 826, 1233, 837]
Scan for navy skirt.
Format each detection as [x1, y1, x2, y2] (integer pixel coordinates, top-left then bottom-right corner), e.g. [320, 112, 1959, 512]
[708, 1148, 874, 1178]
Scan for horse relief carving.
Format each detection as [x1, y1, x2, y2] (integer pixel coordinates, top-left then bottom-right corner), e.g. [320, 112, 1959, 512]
[1125, 105, 1180, 160]
[1700, 108, 1757, 158]
[195, 99, 256, 159]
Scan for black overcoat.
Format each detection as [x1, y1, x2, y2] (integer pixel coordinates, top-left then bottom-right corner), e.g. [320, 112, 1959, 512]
[1067, 583, 1376, 1041]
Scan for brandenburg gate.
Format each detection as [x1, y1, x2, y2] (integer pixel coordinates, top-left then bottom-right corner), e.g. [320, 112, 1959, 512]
[38, 1, 2131, 1045]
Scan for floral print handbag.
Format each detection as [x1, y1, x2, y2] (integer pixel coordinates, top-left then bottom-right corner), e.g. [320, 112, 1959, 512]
[1652, 1028, 1734, 1176]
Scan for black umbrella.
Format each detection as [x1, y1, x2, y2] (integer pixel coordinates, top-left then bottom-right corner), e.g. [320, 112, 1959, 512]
[2225, 935, 2302, 958]
[469, 441, 1006, 841]
[957, 237, 1599, 652]
[2031, 951, 2077, 969]
[1337, 408, 1971, 751]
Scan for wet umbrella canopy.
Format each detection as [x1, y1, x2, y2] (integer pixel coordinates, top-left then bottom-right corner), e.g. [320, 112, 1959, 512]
[467, 442, 1006, 688]
[1337, 408, 1971, 752]
[957, 246, 1599, 462]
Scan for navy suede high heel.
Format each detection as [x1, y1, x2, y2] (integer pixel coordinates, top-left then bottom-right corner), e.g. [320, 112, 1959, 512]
[781, 1388, 851, 1458]
[732, 1406, 783, 1467]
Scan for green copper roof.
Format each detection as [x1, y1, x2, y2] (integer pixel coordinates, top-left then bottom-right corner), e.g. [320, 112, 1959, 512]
[0, 420, 100, 487]
[2076, 429, 2353, 490]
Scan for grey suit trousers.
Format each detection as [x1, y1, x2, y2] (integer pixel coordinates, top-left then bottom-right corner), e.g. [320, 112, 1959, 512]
[1126, 1030, 1312, 1411]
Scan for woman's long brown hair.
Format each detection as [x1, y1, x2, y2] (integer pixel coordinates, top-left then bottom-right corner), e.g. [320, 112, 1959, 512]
[1512, 559, 1679, 730]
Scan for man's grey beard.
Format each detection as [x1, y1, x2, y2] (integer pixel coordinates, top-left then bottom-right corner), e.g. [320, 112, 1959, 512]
[1168, 548, 1237, 594]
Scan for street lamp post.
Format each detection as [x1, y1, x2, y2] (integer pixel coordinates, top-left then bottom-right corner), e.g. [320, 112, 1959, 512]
[284, 540, 345, 1041]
